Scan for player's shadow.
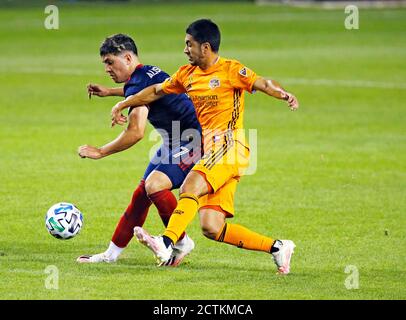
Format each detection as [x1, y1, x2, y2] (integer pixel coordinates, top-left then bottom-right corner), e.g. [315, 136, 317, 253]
[114, 257, 286, 275]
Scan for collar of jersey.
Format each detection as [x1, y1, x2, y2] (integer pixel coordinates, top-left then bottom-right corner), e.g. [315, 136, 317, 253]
[126, 64, 144, 82]
[197, 56, 222, 73]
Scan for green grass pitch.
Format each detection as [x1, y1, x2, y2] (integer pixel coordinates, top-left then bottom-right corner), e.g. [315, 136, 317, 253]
[0, 2, 405, 300]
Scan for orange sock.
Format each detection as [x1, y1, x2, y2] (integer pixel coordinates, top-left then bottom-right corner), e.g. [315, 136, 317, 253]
[215, 223, 274, 253]
[163, 193, 199, 243]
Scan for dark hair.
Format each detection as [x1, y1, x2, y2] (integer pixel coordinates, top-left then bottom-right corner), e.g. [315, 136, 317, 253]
[186, 19, 221, 52]
[99, 33, 138, 56]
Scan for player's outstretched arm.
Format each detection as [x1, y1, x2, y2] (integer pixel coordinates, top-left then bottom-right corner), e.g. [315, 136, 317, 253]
[252, 77, 299, 111]
[87, 83, 124, 99]
[78, 106, 148, 159]
[110, 83, 166, 127]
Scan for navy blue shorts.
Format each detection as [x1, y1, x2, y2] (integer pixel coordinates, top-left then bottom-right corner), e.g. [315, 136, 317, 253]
[142, 141, 201, 189]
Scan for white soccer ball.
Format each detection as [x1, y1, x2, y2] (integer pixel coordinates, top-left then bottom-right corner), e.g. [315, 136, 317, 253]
[45, 202, 83, 240]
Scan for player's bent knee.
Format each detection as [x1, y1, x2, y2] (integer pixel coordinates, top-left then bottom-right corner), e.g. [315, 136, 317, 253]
[199, 208, 226, 240]
[144, 171, 173, 195]
[179, 172, 208, 197]
[201, 223, 222, 240]
[201, 227, 217, 240]
[179, 183, 197, 197]
[145, 179, 167, 195]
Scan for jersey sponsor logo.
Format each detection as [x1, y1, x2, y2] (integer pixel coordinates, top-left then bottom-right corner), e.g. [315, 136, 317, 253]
[146, 66, 162, 79]
[209, 77, 220, 89]
[190, 94, 218, 108]
[239, 67, 248, 77]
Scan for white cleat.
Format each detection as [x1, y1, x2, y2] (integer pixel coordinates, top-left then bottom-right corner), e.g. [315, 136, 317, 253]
[76, 252, 116, 264]
[162, 234, 195, 267]
[271, 240, 296, 275]
[133, 226, 172, 265]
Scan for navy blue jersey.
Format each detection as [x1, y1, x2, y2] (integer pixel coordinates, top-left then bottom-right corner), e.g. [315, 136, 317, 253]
[124, 65, 201, 148]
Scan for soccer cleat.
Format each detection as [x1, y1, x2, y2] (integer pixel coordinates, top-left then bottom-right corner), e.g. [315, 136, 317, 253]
[133, 226, 173, 265]
[271, 240, 296, 274]
[162, 234, 195, 267]
[76, 252, 116, 264]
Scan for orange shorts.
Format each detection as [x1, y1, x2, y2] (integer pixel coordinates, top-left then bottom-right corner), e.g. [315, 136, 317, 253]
[193, 137, 250, 217]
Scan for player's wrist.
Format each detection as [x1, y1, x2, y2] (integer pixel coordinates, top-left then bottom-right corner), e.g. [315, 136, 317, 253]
[109, 87, 124, 97]
[103, 88, 110, 96]
[119, 99, 131, 110]
[280, 90, 289, 101]
[98, 147, 108, 158]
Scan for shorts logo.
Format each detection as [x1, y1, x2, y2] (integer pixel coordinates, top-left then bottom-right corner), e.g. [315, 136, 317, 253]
[174, 209, 184, 215]
[239, 67, 247, 77]
[209, 77, 220, 89]
[238, 241, 244, 248]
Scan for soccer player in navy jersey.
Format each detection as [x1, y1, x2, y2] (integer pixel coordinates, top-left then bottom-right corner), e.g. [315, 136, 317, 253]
[76, 34, 202, 266]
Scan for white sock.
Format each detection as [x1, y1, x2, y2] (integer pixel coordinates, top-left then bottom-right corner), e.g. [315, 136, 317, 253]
[104, 241, 124, 261]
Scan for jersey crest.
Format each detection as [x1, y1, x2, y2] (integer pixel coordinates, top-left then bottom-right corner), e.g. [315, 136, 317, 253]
[186, 75, 193, 91]
[209, 77, 220, 89]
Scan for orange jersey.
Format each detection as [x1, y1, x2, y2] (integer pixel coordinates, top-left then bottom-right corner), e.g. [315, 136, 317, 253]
[161, 57, 258, 149]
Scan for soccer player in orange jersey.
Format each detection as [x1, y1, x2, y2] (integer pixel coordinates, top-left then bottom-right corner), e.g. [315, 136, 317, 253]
[110, 19, 299, 273]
